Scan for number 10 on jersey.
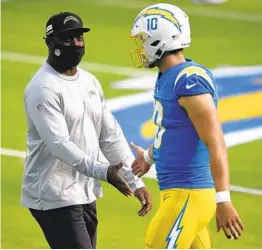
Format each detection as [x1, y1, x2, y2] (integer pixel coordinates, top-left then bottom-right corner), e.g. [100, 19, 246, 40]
[153, 101, 165, 149]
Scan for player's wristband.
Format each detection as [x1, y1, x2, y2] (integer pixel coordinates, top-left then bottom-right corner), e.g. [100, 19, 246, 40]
[143, 149, 154, 166]
[216, 191, 231, 203]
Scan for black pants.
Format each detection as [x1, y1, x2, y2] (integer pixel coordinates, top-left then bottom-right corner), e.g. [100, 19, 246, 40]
[30, 202, 98, 249]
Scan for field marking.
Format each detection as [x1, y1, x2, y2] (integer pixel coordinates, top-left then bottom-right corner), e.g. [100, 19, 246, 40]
[185, 7, 262, 23]
[91, 0, 262, 23]
[1, 127, 262, 196]
[224, 127, 262, 148]
[230, 185, 262, 196]
[1, 52, 152, 77]
[1, 148, 26, 158]
[2, 51, 262, 79]
[107, 91, 153, 111]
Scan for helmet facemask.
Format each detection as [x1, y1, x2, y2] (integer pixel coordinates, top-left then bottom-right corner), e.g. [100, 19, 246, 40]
[129, 32, 149, 68]
[129, 32, 167, 68]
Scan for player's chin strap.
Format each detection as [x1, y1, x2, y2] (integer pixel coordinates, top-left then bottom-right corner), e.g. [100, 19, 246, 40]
[216, 191, 231, 203]
[143, 149, 154, 166]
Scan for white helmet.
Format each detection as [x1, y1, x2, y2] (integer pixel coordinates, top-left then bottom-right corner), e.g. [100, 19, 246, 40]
[129, 3, 191, 68]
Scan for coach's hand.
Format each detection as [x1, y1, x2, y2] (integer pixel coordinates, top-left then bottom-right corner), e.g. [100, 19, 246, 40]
[216, 202, 244, 240]
[130, 142, 151, 178]
[134, 187, 152, 216]
[107, 163, 133, 197]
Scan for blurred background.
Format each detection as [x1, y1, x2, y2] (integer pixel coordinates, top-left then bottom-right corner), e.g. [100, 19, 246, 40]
[1, 0, 262, 248]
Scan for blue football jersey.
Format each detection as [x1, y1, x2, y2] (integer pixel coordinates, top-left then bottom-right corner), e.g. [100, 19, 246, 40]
[152, 59, 217, 190]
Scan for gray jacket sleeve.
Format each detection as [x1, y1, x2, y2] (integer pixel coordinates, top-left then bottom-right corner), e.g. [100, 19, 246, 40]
[25, 86, 108, 181]
[97, 83, 145, 192]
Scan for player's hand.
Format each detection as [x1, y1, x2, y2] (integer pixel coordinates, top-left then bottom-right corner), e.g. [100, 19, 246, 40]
[130, 142, 151, 178]
[107, 163, 133, 197]
[216, 202, 244, 240]
[134, 187, 152, 216]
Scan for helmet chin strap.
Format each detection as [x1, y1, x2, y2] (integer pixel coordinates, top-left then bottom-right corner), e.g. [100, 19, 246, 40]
[146, 42, 167, 68]
[155, 42, 166, 59]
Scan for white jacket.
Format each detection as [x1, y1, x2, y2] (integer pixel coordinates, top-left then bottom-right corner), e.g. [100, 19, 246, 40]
[22, 62, 144, 210]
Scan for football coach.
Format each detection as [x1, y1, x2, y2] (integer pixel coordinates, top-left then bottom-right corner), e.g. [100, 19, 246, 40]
[21, 11, 152, 249]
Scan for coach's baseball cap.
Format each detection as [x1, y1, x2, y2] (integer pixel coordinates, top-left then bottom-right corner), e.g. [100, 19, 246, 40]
[45, 12, 90, 37]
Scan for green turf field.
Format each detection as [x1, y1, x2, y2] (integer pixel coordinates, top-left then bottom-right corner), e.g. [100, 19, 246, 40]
[1, 0, 262, 248]
[2, 140, 262, 248]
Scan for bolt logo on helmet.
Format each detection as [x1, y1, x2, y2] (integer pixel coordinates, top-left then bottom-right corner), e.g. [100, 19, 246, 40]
[129, 3, 191, 68]
[134, 7, 182, 33]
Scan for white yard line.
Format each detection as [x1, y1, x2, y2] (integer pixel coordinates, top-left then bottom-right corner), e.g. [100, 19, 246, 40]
[230, 185, 262, 196]
[184, 7, 262, 23]
[1, 127, 262, 196]
[1, 52, 152, 77]
[2, 51, 262, 79]
[106, 91, 153, 111]
[225, 127, 262, 148]
[1, 148, 26, 158]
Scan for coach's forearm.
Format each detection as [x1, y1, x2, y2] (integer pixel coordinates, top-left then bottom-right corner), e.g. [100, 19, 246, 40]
[207, 139, 230, 192]
[99, 125, 145, 190]
[49, 139, 108, 181]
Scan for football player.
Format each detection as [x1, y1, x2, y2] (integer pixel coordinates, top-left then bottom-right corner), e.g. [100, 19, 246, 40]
[129, 3, 243, 249]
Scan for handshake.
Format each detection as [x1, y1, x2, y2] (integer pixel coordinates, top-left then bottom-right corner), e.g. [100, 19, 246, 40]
[106, 142, 152, 197]
[106, 162, 132, 196]
[106, 162, 152, 217]
[105, 142, 152, 216]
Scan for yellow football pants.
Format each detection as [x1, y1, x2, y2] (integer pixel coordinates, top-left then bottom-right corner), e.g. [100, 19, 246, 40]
[145, 188, 216, 249]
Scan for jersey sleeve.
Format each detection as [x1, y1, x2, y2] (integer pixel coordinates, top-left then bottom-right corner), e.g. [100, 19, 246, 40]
[25, 86, 108, 181]
[175, 67, 216, 98]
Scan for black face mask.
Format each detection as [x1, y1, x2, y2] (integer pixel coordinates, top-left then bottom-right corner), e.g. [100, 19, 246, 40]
[47, 37, 85, 73]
